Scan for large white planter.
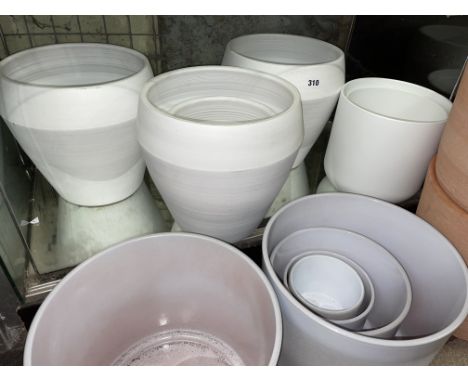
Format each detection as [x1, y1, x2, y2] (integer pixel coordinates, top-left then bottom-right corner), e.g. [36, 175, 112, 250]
[138, 66, 303, 243]
[24, 233, 282, 365]
[324, 78, 452, 203]
[0, 43, 153, 206]
[223, 34, 344, 167]
[55, 182, 168, 269]
[263, 193, 468, 365]
[222, 34, 344, 213]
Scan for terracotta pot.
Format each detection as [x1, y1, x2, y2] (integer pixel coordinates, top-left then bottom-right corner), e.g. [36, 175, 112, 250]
[417, 157, 468, 340]
[435, 67, 468, 211]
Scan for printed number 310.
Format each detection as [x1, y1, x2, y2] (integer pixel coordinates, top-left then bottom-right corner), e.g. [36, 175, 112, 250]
[308, 80, 320, 87]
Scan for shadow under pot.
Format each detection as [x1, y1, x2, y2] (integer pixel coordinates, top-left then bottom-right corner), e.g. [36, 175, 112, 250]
[137, 65, 303, 243]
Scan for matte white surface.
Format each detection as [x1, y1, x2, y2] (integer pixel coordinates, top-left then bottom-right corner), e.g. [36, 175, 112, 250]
[324, 78, 452, 203]
[0, 43, 153, 206]
[262, 193, 468, 365]
[138, 66, 303, 242]
[279, 250, 375, 332]
[24, 233, 282, 365]
[222, 33, 345, 168]
[271, 226, 411, 338]
[288, 254, 364, 320]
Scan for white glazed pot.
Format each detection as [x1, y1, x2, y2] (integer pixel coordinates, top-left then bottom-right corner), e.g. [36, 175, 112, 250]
[0, 43, 153, 206]
[324, 78, 452, 203]
[280, 250, 375, 332]
[287, 253, 365, 321]
[24, 233, 282, 365]
[138, 66, 303, 243]
[55, 182, 168, 269]
[271, 227, 412, 339]
[222, 33, 345, 167]
[262, 193, 468, 365]
[223, 34, 344, 215]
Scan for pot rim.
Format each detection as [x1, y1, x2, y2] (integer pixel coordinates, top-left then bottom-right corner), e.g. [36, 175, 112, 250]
[0, 43, 150, 89]
[341, 77, 452, 125]
[226, 33, 344, 67]
[139, 65, 302, 128]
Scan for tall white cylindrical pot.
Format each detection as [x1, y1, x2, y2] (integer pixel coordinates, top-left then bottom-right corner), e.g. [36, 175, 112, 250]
[222, 34, 344, 213]
[55, 182, 168, 269]
[324, 78, 452, 203]
[0, 43, 153, 206]
[24, 233, 282, 365]
[262, 193, 468, 365]
[137, 66, 303, 243]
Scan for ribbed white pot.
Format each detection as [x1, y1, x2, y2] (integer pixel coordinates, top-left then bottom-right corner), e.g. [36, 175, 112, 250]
[138, 66, 303, 243]
[55, 182, 168, 269]
[0, 43, 153, 206]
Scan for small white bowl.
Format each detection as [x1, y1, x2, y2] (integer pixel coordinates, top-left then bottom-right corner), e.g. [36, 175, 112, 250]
[281, 250, 375, 331]
[270, 226, 412, 339]
[287, 253, 365, 321]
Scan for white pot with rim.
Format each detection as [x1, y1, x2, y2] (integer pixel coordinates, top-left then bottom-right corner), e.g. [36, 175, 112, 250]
[222, 33, 345, 215]
[138, 65, 303, 243]
[0, 43, 153, 206]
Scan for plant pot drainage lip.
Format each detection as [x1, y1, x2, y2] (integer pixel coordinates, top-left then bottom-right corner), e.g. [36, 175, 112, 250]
[139, 65, 302, 127]
[0, 43, 150, 89]
[24, 232, 283, 366]
[227, 33, 344, 66]
[262, 193, 468, 348]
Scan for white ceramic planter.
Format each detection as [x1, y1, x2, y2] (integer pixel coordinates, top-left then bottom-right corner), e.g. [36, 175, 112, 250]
[223, 34, 344, 215]
[324, 78, 452, 203]
[223, 34, 344, 168]
[0, 43, 153, 206]
[280, 250, 375, 332]
[271, 227, 412, 338]
[55, 182, 168, 269]
[24, 233, 282, 365]
[138, 66, 303, 243]
[263, 193, 468, 365]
